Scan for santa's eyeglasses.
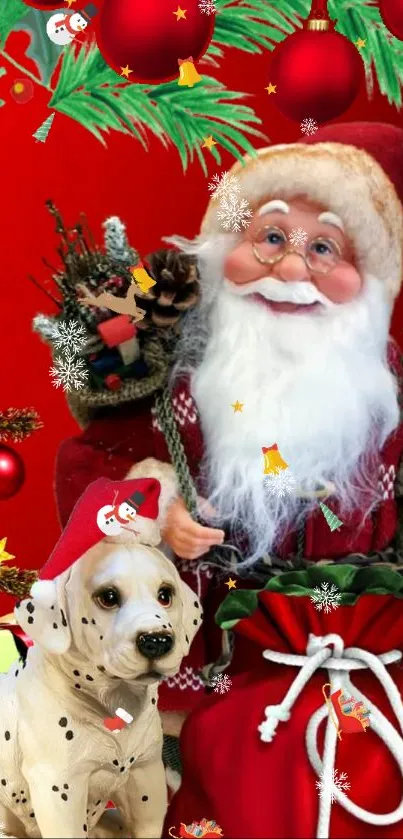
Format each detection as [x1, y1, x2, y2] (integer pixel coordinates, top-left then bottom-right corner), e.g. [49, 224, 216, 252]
[251, 225, 342, 275]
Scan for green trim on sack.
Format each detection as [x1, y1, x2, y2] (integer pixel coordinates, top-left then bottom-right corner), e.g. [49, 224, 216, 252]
[216, 564, 403, 629]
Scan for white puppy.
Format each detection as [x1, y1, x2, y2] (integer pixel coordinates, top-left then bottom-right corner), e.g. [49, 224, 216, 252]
[0, 541, 202, 839]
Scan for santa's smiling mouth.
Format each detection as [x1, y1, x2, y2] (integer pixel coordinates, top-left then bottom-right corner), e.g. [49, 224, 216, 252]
[250, 293, 323, 314]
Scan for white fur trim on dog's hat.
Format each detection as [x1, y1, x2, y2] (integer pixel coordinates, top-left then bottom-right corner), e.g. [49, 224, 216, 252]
[201, 142, 403, 302]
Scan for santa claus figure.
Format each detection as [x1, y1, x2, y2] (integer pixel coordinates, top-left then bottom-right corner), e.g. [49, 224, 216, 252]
[55, 122, 403, 837]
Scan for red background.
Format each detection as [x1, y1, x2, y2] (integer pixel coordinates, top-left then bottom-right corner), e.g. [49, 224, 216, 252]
[1, 28, 402, 613]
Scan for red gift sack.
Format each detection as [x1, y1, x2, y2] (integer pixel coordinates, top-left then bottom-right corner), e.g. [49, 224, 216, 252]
[166, 566, 403, 839]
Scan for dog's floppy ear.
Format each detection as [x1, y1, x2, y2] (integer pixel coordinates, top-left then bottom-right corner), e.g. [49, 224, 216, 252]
[14, 576, 71, 655]
[174, 569, 203, 656]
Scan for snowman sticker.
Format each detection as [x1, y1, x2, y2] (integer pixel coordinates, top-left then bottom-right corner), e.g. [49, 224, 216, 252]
[96, 490, 146, 537]
[46, 11, 89, 46]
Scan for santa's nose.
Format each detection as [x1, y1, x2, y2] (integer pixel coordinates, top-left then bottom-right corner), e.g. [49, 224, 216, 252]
[136, 631, 174, 660]
[274, 251, 310, 282]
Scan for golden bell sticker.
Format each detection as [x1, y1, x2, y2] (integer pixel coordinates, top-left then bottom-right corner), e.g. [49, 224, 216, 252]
[262, 444, 289, 476]
[178, 56, 201, 88]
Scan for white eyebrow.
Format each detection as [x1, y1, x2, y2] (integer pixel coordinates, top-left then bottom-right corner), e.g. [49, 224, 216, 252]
[317, 211, 344, 232]
[258, 200, 290, 217]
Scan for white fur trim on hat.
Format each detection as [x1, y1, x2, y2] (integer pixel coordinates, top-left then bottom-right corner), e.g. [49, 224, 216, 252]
[29, 579, 57, 607]
[201, 143, 403, 302]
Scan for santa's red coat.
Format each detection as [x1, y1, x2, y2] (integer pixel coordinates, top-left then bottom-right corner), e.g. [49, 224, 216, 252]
[56, 340, 403, 715]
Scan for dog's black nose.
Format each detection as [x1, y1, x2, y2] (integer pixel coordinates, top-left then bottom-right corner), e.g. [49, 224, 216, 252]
[136, 632, 174, 660]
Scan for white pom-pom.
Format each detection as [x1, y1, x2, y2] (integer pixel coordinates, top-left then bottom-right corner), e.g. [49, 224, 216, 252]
[258, 705, 290, 742]
[30, 580, 57, 607]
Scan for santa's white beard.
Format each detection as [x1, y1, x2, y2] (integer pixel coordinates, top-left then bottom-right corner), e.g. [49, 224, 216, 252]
[169, 235, 399, 566]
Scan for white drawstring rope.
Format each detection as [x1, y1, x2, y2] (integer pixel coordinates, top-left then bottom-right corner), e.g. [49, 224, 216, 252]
[258, 633, 403, 838]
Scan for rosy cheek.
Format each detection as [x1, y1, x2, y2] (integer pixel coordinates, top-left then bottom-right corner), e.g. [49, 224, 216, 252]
[315, 264, 362, 304]
[223, 243, 265, 285]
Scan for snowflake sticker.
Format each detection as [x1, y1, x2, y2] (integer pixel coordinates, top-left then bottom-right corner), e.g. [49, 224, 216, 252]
[310, 582, 342, 614]
[289, 227, 308, 248]
[301, 117, 318, 136]
[264, 471, 297, 499]
[52, 319, 88, 356]
[210, 673, 232, 694]
[50, 351, 89, 392]
[316, 769, 351, 803]
[217, 196, 252, 232]
[199, 0, 216, 13]
[208, 171, 241, 202]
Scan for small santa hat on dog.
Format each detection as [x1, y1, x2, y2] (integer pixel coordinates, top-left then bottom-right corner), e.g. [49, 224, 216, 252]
[30, 477, 161, 607]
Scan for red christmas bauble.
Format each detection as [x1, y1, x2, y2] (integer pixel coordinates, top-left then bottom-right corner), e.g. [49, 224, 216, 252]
[379, 0, 403, 40]
[96, 0, 214, 83]
[270, 29, 364, 123]
[0, 446, 25, 500]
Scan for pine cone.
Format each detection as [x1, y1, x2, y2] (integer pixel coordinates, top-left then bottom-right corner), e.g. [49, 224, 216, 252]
[0, 566, 38, 598]
[136, 250, 200, 328]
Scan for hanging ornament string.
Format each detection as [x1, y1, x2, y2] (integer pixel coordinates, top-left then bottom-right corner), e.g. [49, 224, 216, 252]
[270, 0, 364, 125]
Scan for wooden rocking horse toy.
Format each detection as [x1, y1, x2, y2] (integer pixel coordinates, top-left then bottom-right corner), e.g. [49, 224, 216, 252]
[322, 683, 371, 740]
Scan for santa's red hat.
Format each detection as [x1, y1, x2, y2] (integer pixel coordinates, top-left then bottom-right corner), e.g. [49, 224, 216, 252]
[31, 477, 161, 606]
[201, 121, 403, 303]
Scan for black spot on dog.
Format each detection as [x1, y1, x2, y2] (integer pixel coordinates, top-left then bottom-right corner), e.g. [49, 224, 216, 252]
[97, 666, 105, 673]
[91, 619, 96, 625]
[12, 792, 16, 798]
[15, 798, 20, 804]
[64, 784, 69, 790]
[30, 812, 35, 818]
[92, 811, 96, 817]
[193, 619, 198, 625]
[22, 798, 27, 803]
[27, 616, 34, 625]
[96, 799, 101, 805]
[120, 766, 125, 773]
[15, 601, 20, 608]
[65, 730, 74, 741]
[99, 636, 103, 641]
[142, 795, 148, 801]
[61, 793, 68, 801]
[151, 697, 156, 704]
[85, 675, 94, 682]
[52, 786, 59, 792]
[74, 684, 81, 690]
[83, 826, 87, 833]
[113, 759, 119, 766]
[185, 635, 189, 643]
[60, 609, 68, 627]
[73, 670, 80, 676]
[4, 731, 10, 741]
[53, 623, 58, 630]
[59, 718, 68, 727]
[51, 605, 55, 610]
[26, 602, 35, 614]
[194, 601, 199, 608]
[129, 757, 135, 763]
[81, 617, 88, 625]
[15, 670, 18, 677]
[1, 779, 6, 786]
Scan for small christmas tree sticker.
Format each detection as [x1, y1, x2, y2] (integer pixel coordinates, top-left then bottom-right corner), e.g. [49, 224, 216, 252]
[33, 112, 55, 143]
[320, 502, 343, 532]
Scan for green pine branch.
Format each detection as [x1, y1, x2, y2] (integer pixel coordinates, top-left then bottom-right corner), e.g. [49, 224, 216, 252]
[49, 43, 265, 172]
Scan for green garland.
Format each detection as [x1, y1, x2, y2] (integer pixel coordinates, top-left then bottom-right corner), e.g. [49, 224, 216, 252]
[0, 0, 402, 168]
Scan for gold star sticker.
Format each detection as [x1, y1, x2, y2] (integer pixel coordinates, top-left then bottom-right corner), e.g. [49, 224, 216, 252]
[202, 135, 217, 150]
[174, 6, 187, 20]
[0, 538, 14, 566]
[120, 65, 133, 79]
[265, 83, 277, 95]
[355, 38, 366, 50]
[231, 401, 244, 413]
[225, 578, 237, 590]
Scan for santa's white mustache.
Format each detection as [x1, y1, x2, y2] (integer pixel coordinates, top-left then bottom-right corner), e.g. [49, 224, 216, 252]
[224, 276, 334, 307]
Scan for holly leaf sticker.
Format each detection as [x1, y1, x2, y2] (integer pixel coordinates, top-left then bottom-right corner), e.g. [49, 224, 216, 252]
[14, 9, 65, 87]
[0, 0, 29, 49]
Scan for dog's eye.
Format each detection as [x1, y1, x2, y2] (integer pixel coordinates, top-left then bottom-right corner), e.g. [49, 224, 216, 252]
[94, 588, 121, 610]
[157, 586, 173, 607]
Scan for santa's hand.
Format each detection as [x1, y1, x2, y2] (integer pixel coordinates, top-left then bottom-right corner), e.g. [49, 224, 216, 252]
[161, 496, 225, 560]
